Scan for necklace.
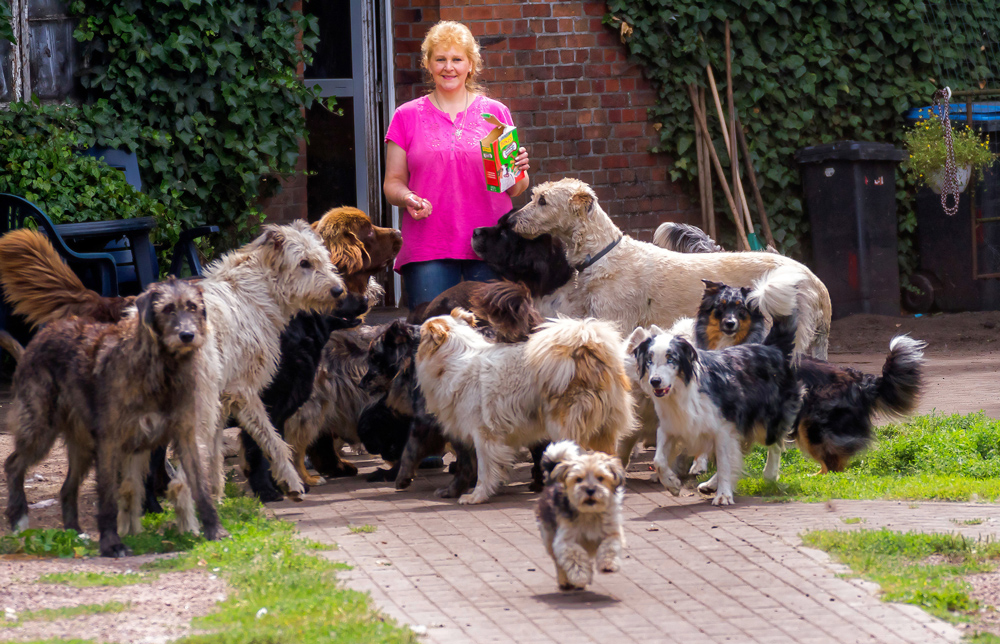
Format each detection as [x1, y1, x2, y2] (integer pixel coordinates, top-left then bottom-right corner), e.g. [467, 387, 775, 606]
[433, 90, 471, 138]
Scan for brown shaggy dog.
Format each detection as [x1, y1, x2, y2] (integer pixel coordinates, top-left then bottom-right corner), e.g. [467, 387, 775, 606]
[3, 278, 219, 557]
[311, 206, 402, 294]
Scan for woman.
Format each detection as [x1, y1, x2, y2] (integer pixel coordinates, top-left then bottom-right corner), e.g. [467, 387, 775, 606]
[384, 20, 531, 307]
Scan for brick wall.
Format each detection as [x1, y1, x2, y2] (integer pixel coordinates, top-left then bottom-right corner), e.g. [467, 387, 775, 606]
[259, 136, 309, 225]
[392, 0, 699, 240]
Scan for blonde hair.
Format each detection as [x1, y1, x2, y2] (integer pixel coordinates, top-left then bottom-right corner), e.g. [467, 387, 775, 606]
[420, 21, 485, 95]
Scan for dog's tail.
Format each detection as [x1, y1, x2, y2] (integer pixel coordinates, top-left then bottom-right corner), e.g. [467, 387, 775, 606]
[540, 440, 583, 485]
[747, 265, 821, 358]
[525, 318, 634, 453]
[763, 313, 798, 363]
[652, 222, 724, 253]
[0, 229, 130, 326]
[872, 335, 927, 417]
[0, 330, 24, 363]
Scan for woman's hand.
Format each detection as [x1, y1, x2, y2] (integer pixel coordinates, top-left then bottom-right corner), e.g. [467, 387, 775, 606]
[513, 146, 530, 175]
[507, 146, 531, 197]
[405, 192, 432, 220]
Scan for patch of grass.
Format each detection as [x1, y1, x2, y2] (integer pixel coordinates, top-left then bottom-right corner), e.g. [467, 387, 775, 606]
[3, 601, 130, 626]
[144, 496, 414, 644]
[954, 518, 986, 526]
[739, 413, 1000, 502]
[348, 524, 377, 534]
[840, 517, 866, 525]
[0, 508, 203, 558]
[37, 570, 158, 588]
[802, 528, 1000, 623]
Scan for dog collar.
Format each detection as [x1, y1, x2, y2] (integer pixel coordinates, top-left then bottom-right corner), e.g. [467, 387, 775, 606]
[574, 237, 622, 272]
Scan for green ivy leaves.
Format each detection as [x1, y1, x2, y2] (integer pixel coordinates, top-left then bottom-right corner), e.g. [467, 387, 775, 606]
[68, 0, 323, 250]
[605, 0, 992, 280]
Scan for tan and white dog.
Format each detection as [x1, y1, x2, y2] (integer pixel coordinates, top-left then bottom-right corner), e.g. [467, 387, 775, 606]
[416, 309, 636, 505]
[536, 441, 626, 591]
[508, 178, 832, 359]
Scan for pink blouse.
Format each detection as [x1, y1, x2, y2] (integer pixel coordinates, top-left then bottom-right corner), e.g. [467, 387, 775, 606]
[385, 94, 517, 271]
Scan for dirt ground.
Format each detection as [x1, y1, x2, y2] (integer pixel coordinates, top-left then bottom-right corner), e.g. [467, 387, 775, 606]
[0, 310, 998, 642]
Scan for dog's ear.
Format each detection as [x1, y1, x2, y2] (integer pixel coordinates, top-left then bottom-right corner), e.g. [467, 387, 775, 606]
[328, 230, 368, 275]
[550, 460, 574, 486]
[569, 191, 594, 218]
[625, 326, 650, 355]
[135, 288, 160, 335]
[263, 228, 285, 252]
[608, 457, 626, 490]
[671, 337, 698, 384]
[648, 324, 665, 337]
[450, 307, 477, 327]
[419, 318, 450, 352]
[701, 279, 725, 296]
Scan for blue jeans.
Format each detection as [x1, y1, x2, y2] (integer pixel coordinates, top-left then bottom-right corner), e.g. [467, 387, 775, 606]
[401, 259, 498, 307]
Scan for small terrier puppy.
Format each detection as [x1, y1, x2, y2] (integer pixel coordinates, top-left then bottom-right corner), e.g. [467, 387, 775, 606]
[535, 441, 626, 591]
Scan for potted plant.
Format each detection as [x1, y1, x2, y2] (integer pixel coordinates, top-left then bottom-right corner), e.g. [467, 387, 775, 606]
[903, 118, 996, 194]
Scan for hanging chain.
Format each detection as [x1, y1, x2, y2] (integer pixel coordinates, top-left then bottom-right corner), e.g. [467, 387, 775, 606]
[932, 87, 960, 217]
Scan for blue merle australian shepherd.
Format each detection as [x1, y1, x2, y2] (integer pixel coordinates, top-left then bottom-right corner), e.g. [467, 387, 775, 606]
[627, 315, 802, 506]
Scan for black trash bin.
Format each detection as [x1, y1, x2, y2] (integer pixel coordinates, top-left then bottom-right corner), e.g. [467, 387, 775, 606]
[794, 141, 905, 319]
[903, 105, 1000, 312]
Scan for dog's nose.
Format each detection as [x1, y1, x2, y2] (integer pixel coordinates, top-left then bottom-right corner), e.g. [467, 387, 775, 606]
[331, 285, 344, 298]
[650, 377, 662, 388]
[584, 486, 597, 496]
[179, 331, 195, 344]
[722, 318, 738, 332]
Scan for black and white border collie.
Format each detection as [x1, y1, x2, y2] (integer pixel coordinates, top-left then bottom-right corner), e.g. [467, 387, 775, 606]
[627, 316, 802, 506]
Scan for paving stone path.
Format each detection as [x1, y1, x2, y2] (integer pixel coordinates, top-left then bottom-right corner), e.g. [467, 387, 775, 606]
[272, 453, 997, 644]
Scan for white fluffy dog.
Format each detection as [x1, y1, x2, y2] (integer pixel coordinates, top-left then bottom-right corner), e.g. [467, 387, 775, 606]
[536, 441, 626, 591]
[171, 222, 348, 531]
[416, 309, 636, 505]
[508, 178, 832, 359]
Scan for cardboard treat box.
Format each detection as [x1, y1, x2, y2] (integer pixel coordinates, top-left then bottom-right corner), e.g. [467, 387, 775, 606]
[480, 113, 525, 193]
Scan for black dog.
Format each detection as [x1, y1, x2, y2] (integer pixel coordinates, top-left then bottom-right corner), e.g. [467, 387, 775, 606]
[360, 320, 478, 498]
[471, 211, 575, 299]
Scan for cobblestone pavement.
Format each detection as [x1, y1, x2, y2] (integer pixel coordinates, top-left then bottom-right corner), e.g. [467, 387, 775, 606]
[271, 452, 997, 644]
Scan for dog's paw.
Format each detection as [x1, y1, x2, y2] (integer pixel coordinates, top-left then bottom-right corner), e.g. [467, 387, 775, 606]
[395, 476, 413, 490]
[599, 557, 620, 573]
[565, 565, 593, 589]
[711, 492, 735, 506]
[655, 465, 682, 496]
[688, 455, 709, 476]
[457, 490, 489, 505]
[203, 524, 229, 541]
[697, 480, 718, 495]
[13, 515, 29, 533]
[100, 541, 132, 558]
[559, 582, 585, 592]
